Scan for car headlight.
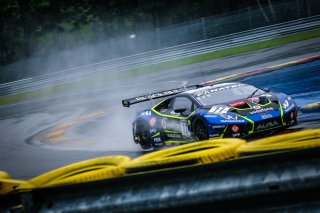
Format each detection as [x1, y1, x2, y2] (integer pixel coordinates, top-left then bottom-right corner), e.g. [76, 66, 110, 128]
[282, 99, 290, 109]
[281, 97, 296, 112]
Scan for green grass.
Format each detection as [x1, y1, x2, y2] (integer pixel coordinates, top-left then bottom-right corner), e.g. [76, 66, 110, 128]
[1, 28, 320, 105]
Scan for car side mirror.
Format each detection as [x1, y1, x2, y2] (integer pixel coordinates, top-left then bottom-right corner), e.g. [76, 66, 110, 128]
[263, 88, 270, 92]
[174, 108, 186, 114]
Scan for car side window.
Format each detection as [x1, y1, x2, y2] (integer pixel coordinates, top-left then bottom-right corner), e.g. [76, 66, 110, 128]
[155, 98, 172, 114]
[172, 97, 193, 116]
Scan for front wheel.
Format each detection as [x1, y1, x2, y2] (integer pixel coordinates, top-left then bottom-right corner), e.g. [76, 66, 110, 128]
[192, 118, 209, 141]
[136, 121, 152, 149]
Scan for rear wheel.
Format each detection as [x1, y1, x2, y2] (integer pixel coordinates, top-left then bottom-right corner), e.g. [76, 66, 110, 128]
[136, 121, 152, 149]
[193, 118, 209, 141]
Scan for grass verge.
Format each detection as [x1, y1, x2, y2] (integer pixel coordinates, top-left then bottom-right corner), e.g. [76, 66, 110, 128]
[1, 28, 320, 105]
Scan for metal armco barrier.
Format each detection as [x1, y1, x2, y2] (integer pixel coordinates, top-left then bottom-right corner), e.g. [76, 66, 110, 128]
[1, 148, 320, 212]
[0, 16, 319, 97]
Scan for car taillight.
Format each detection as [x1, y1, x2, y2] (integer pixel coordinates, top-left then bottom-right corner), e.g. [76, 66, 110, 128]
[231, 125, 239, 133]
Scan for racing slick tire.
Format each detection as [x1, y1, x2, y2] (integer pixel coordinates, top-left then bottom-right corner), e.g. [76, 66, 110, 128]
[192, 117, 209, 141]
[136, 121, 152, 149]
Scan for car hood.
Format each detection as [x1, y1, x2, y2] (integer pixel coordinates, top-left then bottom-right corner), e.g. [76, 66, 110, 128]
[198, 93, 282, 123]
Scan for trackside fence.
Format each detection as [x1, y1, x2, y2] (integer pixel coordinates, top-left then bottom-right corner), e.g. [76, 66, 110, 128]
[0, 15, 319, 97]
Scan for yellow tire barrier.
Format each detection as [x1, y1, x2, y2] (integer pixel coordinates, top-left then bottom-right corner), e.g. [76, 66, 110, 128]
[237, 129, 320, 156]
[0, 171, 33, 195]
[0, 171, 14, 195]
[300, 102, 320, 113]
[1, 129, 320, 196]
[123, 139, 246, 173]
[26, 155, 130, 188]
[0, 156, 130, 194]
[301, 102, 320, 109]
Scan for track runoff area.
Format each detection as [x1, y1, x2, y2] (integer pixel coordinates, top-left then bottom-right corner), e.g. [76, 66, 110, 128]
[1, 56, 320, 212]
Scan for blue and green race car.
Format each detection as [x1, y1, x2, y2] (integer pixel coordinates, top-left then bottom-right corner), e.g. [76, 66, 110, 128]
[122, 82, 298, 149]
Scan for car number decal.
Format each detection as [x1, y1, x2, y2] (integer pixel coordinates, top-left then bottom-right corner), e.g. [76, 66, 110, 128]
[208, 106, 230, 114]
[180, 121, 190, 136]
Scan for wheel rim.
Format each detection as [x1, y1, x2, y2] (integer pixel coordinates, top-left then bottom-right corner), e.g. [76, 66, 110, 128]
[194, 119, 208, 141]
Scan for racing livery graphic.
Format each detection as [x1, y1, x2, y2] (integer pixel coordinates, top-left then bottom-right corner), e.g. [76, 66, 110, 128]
[122, 82, 298, 149]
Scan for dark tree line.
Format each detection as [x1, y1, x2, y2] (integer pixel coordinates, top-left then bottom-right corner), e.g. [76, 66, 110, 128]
[0, 0, 285, 65]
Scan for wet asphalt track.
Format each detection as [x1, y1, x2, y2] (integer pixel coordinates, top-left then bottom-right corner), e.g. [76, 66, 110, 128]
[241, 59, 320, 123]
[0, 37, 320, 179]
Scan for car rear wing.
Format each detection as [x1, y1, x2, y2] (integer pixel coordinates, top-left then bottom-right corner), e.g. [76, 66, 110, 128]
[122, 85, 203, 107]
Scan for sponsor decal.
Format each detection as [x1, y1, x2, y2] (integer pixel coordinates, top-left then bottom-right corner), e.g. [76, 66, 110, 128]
[150, 128, 157, 134]
[166, 142, 181, 146]
[161, 118, 181, 131]
[220, 119, 245, 123]
[195, 84, 245, 97]
[161, 118, 167, 129]
[232, 133, 240, 137]
[169, 122, 181, 131]
[135, 88, 186, 101]
[149, 117, 156, 128]
[261, 114, 273, 119]
[253, 105, 261, 109]
[153, 137, 162, 143]
[229, 101, 246, 107]
[209, 106, 230, 114]
[221, 114, 239, 120]
[231, 125, 239, 133]
[212, 125, 226, 129]
[210, 134, 220, 137]
[256, 121, 279, 131]
[154, 142, 164, 146]
[141, 111, 152, 116]
[204, 114, 218, 118]
[248, 97, 259, 104]
[167, 133, 182, 139]
[249, 107, 273, 115]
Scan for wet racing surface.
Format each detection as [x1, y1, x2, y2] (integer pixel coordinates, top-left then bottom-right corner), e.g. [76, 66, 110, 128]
[240, 59, 320, 123]
[0, 39, 319, 179]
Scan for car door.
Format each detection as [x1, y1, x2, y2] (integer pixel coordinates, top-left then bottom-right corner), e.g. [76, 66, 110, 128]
[158, 96, 195, 142]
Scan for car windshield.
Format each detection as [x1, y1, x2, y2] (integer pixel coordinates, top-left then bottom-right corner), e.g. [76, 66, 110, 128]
[193, 84, 265, 106]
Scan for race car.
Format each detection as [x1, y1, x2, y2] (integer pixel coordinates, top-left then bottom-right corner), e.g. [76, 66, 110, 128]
[122, 82, 298, 149]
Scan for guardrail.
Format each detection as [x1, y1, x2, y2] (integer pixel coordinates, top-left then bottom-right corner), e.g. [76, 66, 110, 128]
[0, 15, 319, 97]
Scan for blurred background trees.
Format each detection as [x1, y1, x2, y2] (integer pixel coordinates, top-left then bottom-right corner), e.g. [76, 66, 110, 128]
[1, 0, 286, 65]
